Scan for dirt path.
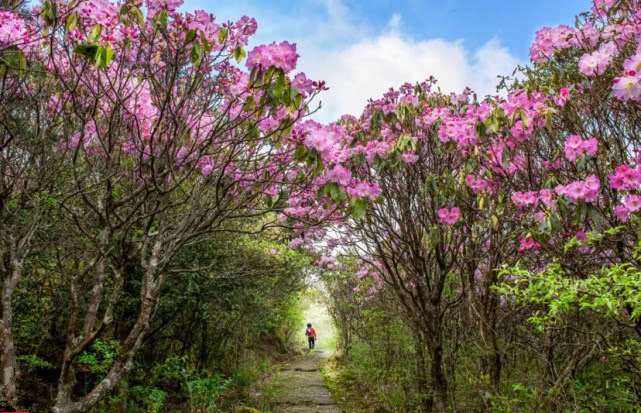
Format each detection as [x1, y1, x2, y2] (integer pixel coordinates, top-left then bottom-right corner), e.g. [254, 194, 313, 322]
[270, 350, 341, 413]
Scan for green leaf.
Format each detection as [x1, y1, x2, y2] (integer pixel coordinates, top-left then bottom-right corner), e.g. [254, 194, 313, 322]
[1, 47, 27, 74]
[157, 10, 168, 28]
[74, 44, 100, 60]
[201, 31, 212, 53]
[270, 71, 287, 97]
[295, 145, 308, 162]
[587, 204, 603, 225]
[520, 110, 529, 130]
[184, 29, 197, 45]
[545, 111, 554, 134]
[87, 24, 103, 44]
[132, 6, 145, 27]
[218, 28, 228, 44]
[501, 146, 510, 169]
[190, 42, 202, 66]
[352, 198, 368, 219]
[242, 96, 255, 112]
[65, 12, 79, 32]
[233, 47, 246, 63]
[94, 45, 103, 67]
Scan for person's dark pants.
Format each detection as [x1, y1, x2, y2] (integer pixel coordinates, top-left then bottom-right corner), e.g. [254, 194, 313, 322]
[308, 336, 315, 349]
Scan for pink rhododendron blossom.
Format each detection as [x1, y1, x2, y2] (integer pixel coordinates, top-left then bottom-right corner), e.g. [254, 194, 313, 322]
[318, 255, 337, 269]
[326, 164, 352, 186]
[578, 44, 615, 76]
[465, 175, 491, 193]
[401, 151, 419, 164]
[292, 73, 314, 96]
[530, 25, 575, 63]
[518, 237, 541, 253]
[246, 41, 299, 73]
[539, 189, 555, 207]
[146, 0, 184, 18]
[553, 88, 571, 106]
[555, 176, 600, 203]
[511, 191, 538, 207]
[542, 157, 562, 169]
[609, 165, 641, 190]
[437, 207, 460, 226]
[564, 135, 598, 161]
[201, 163, 213, 177]
[623, 53, 641, 73]
[615, 205, 630, 222]
[572, 22, 600, 49]
[612, 74, 641, 101]
[0, 10, 32, 50]
[625, 195, 641, 212]
[289, 238, 304, 249]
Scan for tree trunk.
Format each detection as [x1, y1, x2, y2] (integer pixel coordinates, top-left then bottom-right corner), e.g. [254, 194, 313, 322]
[52, 240, 163, 413]
[52, 294, 155, 413]
[479, 313, 501, 391]
[0, 260, 21, 409]
[414, 333, 431, 412]
[428, 330, 448, 412]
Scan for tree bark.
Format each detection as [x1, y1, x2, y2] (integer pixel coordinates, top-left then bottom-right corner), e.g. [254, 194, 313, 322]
[52, 239, 163, 413]
[414, 333, 431, 412]
[0, 259, 22, 409]
[428, 328, 448, 412]
[479, 309, 501, 391]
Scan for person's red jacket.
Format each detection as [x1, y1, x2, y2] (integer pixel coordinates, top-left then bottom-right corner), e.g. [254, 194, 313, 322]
[307, 327, 316, 337]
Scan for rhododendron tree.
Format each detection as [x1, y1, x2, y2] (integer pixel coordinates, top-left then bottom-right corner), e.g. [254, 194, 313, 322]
[480, 0, 641, 275]
[317, 80, 522, 410]
[472, 0, 641, 407]
[0, 0, 372, 411]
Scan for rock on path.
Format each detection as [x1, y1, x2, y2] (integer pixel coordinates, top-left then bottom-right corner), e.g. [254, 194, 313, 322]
[271, 350, 341, 413]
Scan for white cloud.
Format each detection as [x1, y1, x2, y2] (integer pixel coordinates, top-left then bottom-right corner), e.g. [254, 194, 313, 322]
[187, 1, 523, 123]
[295, 13, 522, 122]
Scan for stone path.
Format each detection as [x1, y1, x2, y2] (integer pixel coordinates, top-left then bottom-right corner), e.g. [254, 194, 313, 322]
[271, 350, 341, 413]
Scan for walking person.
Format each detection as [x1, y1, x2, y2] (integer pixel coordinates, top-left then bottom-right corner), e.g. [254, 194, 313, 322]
[305, 323, 316, 349]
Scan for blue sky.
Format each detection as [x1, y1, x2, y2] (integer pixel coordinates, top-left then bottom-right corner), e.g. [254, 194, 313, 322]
[183, 0, 592, 122]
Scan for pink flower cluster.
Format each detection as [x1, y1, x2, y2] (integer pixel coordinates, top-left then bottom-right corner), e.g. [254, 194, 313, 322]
[438, 117, 477, 148]
[552, 88, 571, 107]
[465, 175, 491, 193]
[529, 25, 575, 63]
[564, 135, 598, 162]
[326, 164, 352, 186]
[572, 22, 600, 49]
[246, 41, 299, 73]
[146, 0, 184, 18]
[511, 191, 539, 207]
[401, 151, 419, 164]
[608, 164, 641, 191]
[615, 204, 630, 222]
[616, 195, 641, 223]
[318, 255, 337, 269]
[300, 122, 348, 163]
[518, 236, 541, 253]
[555, 175, 600, 203]
[578, 42, 617, 76]
[346, 182, 380, 201]
[613, 73, 641, 101]
[0, 10, 30, 49]
[625, 195, 641, 212]
[438, 207, 460, 226]
[612, 53, 641, 101]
